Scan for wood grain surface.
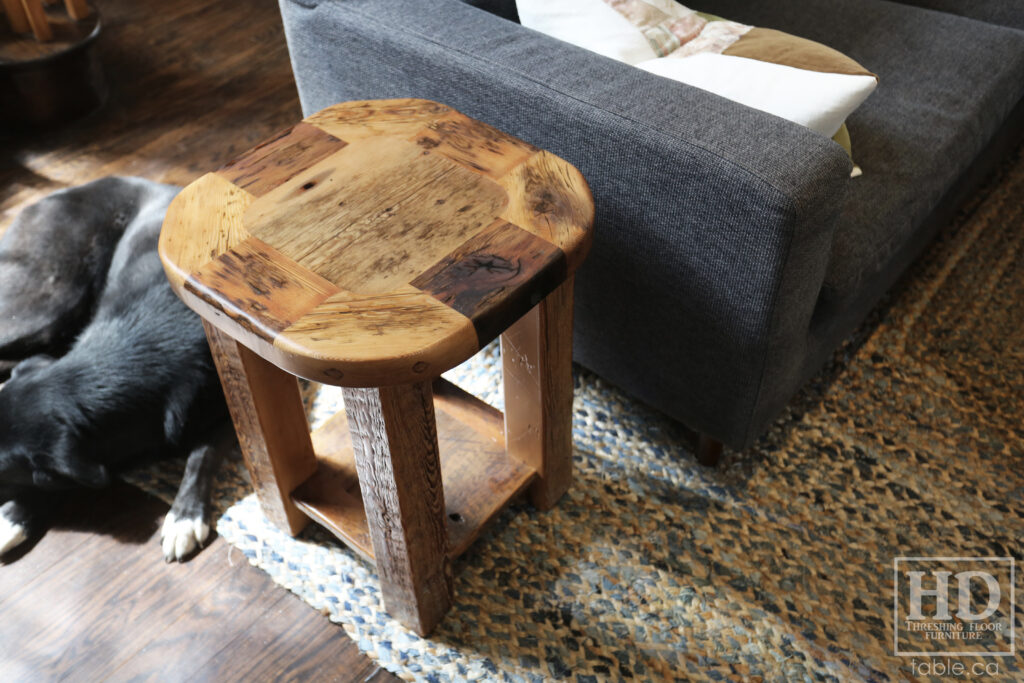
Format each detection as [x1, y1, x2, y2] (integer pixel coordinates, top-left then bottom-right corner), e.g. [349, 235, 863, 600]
[307, 99, 452, 143]
[292, 406, 372, 561]
[411, 218, 568, 345]
[412, 110, 538, 181]
[204, 321, 317, 535]
[0, 484, 396, 683]
[276, 285, 479, 387]
[160, 98, 594, 387]
[245, 135, 508, 294]
[501, 278, 576, 510]
[342, 382, 453, 636]
[20, 0, 53, 42]
[159, 173, 253, 291]
[157, 95, 590, 636]
[217, 122, 347, 198]
[292, 379, 535, 563]
[188, 237, 340, 342]
[2, 0, 30, 33]
[500, 151, 595, 272]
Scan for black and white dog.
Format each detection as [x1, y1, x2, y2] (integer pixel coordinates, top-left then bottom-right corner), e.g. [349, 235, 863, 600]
[0, 178, 142, 381]
[0, 177, 231, 561]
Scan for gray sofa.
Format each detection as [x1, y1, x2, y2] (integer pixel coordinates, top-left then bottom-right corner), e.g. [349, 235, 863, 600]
[277, 0, 1024, 452]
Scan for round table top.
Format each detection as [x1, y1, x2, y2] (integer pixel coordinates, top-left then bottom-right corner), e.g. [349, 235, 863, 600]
[159, 99, 593, 387]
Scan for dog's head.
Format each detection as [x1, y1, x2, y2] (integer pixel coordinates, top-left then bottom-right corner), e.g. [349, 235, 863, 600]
[0, 356, 110, 500]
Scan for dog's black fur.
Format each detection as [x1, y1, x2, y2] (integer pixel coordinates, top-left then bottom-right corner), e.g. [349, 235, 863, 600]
[0, 178, 231, 561]
[0, 178, 151, 381]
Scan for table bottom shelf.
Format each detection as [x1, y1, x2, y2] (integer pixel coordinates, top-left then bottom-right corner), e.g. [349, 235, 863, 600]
[291, 379, 536, 563]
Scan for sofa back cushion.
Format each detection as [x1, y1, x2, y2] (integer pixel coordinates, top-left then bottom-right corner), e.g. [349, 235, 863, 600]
[886, 0, 1024, 30]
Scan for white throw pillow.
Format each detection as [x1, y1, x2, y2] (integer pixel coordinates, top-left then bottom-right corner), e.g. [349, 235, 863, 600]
[516, 0, 658, 64]
[516, 0, 877, 139]
[637, 53, 877, 137]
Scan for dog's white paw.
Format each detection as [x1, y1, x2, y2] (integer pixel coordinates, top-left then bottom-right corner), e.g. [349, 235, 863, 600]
[0, 504, 28, 556]
[161, 511, 210, 562]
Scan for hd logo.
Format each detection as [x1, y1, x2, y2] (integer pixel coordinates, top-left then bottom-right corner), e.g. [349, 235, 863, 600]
[893, 557, 1015, 657]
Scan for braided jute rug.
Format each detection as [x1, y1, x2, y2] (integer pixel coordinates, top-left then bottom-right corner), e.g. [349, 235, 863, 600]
[126, 143, 1023, 682]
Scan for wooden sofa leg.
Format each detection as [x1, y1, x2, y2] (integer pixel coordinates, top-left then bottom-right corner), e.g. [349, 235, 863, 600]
[696, 434, 723, 467]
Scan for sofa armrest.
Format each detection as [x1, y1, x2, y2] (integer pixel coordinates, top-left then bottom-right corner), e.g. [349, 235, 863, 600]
[279, 0, 853, 447]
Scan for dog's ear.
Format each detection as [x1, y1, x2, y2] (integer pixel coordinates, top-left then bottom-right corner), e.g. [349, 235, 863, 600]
[10, 355, 56, 380]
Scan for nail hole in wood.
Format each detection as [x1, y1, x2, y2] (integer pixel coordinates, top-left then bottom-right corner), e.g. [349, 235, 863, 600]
[448, 512, 464, 523]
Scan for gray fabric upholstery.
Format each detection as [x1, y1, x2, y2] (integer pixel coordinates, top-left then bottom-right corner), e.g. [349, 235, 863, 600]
[696, 2, 1024, 295]
[888, 0, 1024, 30]
[278, 0, 1024, 448]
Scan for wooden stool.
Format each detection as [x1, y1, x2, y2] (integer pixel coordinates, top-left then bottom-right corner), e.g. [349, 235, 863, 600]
[159, 99, 594, 635]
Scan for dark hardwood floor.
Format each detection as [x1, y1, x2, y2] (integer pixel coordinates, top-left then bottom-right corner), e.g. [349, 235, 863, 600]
[1, 1, 399, 680]
[0, 485, 394, 682]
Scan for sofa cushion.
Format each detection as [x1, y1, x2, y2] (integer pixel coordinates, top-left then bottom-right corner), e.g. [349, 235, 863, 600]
[888, 0, 1024, 31]
[701, 0, 1024, 297]
[517, 0, 878, 138]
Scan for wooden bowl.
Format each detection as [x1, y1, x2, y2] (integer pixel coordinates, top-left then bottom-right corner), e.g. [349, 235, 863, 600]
[0, 6, 105, 132]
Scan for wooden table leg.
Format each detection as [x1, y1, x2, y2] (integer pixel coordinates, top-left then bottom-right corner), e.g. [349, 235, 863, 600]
[204, 321, 318, 536]
[342, 382, 452, 636]
[501, 277, 575, 510]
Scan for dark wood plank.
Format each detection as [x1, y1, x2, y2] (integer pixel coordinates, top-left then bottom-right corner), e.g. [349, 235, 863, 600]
[217, 122, 348, 198]
[411, 218, 568, 345]
[501, 278, 576, 509]
[0, 488, 128, 604]
[0, 489, 167, 641]
[0, 1, 304, 231]
[0, 485, 232, 679]
[196, 590, 387, 683]
[204, 321, 318, 535]
[22, 535, 238, 682]
[101, 552, 291, 683]
[0, 484, 399, 682]
[342, 382, 452, 636]
[187, 238, 340, 343]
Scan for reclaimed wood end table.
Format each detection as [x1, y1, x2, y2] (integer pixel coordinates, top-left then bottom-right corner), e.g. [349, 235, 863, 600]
[159, 98, 594, 635]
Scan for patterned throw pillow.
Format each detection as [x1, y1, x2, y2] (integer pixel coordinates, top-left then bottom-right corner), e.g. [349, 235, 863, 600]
[517, 0, 877, 175]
